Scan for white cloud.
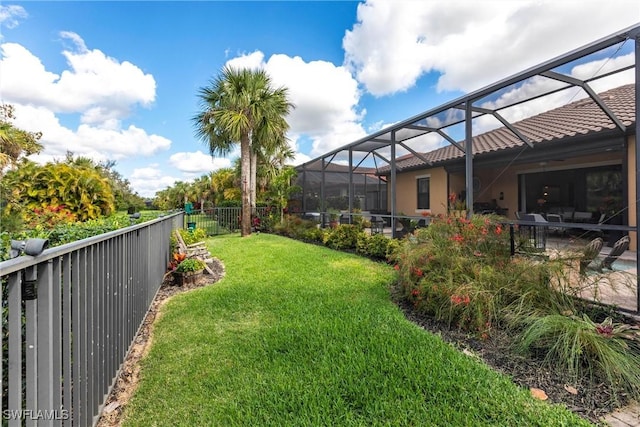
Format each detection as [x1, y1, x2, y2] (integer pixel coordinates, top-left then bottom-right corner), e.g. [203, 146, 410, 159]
[344, 0, 640, 96]
[0, 5, 27, 30]
[130, 166, 180, 198]
[225, 50, 368, 158]
[1, 34, 170, 165]
[0, 33, 156, 121]
[169, 150, 232, 174]
[11, 104, 171, 162]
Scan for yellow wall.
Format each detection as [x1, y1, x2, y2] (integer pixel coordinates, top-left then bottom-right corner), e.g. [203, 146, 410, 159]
[391, 167, 449, 216]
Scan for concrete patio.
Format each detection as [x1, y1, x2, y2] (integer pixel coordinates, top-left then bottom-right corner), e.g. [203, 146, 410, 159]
[545, 236, 638, 313]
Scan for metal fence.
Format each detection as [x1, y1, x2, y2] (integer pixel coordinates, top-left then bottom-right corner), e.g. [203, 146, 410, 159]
[184, 207, 271, 235]
[1, 212, 184, 426]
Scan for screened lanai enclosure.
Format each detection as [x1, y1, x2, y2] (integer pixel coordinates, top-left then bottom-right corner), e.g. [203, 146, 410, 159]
[292, 160, 387, 214]
[293, 24, 640, 312]
[294, 24, 639, 229]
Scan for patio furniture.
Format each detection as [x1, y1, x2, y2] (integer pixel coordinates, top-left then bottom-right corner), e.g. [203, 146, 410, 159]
[370, 217, 385, 235]
[519, 214, 548, 250]
[545, 213, 565, 235]
[573, 211, 593, 222]
[580, 237, 604, 273]
[597, 235, 630, 271]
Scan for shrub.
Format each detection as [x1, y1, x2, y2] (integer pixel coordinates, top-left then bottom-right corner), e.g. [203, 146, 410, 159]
[391, 215, 543, 335]
[179, 228, 207, 245]
[175, 258, 206, 273]
[323, 224, 361, 250]
[272, 215, 319, 241]
[356, 233, 396, 260]
[302, 227, 325, 243]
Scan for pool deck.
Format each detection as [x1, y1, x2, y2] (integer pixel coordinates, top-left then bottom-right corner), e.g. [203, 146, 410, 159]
[544, 236, 638, 313]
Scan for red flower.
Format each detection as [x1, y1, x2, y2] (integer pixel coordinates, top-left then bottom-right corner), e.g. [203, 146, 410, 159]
[495, 225, 502, 235]
[393, 264, 400, 271]
[413, 267, 423, 277]
[450, 294, 471, 306]
[411, 289, 420, 297]
[450, 234, 464, 243]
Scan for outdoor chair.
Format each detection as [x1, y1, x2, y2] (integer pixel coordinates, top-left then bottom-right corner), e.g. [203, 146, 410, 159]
[546, 213, 565, 235]
[596, 235, 630, 272]
[370, 216, 385, 235]
[580, 237, 604, 273]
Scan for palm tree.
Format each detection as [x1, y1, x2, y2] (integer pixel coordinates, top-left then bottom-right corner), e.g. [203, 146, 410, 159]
[210, 168, 238, 205]
[249, 83, 293, 211]
[193, 66, 293, 236]
[192, 175, 213, 212]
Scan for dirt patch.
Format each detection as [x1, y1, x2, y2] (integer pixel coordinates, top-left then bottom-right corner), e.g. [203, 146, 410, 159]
[390, 284, 639, 424]
[96, 258, 225, 427]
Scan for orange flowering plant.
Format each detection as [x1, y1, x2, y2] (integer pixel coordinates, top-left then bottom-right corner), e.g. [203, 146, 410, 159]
[390, 214, 546, 337]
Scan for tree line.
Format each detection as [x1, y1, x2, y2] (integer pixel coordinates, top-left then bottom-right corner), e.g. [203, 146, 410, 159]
[1, 105, 145, 234]
[1, 65, 296, 237]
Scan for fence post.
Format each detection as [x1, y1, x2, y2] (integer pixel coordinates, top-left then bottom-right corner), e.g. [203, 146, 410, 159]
[510, 224, 515, 256]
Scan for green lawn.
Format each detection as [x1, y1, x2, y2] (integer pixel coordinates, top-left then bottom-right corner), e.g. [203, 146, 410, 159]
[123, 233, 591, 426]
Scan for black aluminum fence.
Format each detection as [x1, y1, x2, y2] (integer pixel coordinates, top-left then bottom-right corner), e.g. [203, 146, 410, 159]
[184, 207, 271, 235]
[1, 212, 184, 426]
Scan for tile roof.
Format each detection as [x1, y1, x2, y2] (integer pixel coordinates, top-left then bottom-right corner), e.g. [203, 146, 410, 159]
[389, 84, 636, 171]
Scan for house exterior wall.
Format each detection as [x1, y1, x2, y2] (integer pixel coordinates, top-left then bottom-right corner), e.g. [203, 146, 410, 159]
[391, 166, 449, 216]
[392, 136, 637, 250]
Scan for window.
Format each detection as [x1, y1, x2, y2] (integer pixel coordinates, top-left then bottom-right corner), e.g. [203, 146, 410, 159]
[417, 177, 430, 209]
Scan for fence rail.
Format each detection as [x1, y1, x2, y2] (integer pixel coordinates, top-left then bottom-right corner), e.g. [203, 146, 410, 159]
[184, 207, 271, 235]
[1, 212, 184, 426]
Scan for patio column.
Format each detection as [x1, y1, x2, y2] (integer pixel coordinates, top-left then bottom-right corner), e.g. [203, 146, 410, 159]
[465, 100, 474, 218]
[348, 148, 353, 222]
[321, 157, 326, 223]
[390, 130, 397, 238]
[301, 164, 307, 212]
[634, 29, 640, 313]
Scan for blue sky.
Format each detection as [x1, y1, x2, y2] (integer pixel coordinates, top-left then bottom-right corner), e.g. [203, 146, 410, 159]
[1, 1, 638, 197]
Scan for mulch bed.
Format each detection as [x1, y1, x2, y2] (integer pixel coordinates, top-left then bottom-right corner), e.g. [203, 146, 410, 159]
[390, 283, 638, 424]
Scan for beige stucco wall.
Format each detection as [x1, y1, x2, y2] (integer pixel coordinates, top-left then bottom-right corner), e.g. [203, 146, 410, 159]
[391, 167, 449, 216]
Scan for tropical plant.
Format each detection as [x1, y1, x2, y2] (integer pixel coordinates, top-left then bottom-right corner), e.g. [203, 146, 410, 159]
[193, 66, 293, 236]
[192, 175, 213, 213]
[1, 159, 115, 228]
[0, 104, 43, 175]
[267, 165, 301, 223]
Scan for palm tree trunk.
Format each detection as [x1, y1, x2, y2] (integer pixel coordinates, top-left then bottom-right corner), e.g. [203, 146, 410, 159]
[240, 134, 252, 236]
[250, 150, 257, 215]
